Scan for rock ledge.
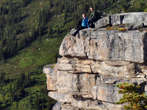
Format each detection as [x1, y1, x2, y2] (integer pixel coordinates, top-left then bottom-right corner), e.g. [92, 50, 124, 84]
[44, 12, 147, 110]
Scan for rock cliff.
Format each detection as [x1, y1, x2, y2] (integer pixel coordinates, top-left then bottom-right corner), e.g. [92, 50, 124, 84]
[44, 12, 147, 110]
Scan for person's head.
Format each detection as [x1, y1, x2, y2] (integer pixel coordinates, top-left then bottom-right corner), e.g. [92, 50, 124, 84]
[82, 13, 86, 18]
[89, 7, 94, 12]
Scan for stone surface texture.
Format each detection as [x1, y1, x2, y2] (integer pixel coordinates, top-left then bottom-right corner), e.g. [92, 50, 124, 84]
[95, 12, 147, 28]
[44, 12, 147, 110]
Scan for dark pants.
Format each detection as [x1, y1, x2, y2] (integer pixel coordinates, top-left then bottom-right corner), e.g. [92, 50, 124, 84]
[73, 25, 87, 36]
[88, 19, 95, 28]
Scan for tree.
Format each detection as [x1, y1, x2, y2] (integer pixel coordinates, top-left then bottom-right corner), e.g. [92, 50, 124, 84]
[117, 83, 147, 110]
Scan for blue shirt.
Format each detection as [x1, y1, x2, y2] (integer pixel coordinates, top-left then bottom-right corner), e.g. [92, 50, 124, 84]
[81, 17, 89, 28]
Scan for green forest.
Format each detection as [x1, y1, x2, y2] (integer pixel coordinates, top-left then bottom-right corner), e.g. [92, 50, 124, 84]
[0, 0, 147, 110]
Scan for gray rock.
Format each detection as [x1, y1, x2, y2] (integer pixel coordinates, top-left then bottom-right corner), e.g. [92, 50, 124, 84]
[69, 28, 77, 35]
[95, 16, 110, 28]
[52, 102, 61, 110]
[43, 65, 57, 91]
[145, 85, 147, 95]
[60, 30, 147, 63]
[95, 12, 147, 29]
[97, 83, 122, 103]
[127, 23, 144, 30]
[43, 65, 54, 75]
[57, 57, 135, 77]
[44, 12, 147, 110]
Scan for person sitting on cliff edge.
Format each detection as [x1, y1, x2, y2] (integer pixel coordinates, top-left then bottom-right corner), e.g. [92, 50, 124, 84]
[72, 13, 89, 36]
[88, 7, 103, 28]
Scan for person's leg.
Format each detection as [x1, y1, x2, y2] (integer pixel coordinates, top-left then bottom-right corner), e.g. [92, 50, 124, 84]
[91, 22, 95, 28]
[76, 20, 82, 29]
[72, 26, 82, 36]
[72, 20, 83, 36]
[88, 19, 95, 28]
[72, 26, 88, 36]
[81, 26, 87, 30]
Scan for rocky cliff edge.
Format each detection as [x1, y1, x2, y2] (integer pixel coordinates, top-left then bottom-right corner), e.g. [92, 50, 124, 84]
[44, 12, 147, 110]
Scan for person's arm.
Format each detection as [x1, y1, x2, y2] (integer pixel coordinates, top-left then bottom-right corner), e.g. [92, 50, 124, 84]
[87, 18, 89, 28]
[89, 12, 94, 20]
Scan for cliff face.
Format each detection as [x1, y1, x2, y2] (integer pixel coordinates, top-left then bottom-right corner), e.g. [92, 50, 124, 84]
[44, 12, 147, 110]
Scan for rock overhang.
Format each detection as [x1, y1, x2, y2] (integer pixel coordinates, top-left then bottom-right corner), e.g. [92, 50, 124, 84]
[60, 29, 147, 63]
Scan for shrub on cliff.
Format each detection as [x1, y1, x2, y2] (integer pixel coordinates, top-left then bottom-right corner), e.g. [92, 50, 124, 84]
[117, 83, 147, 110]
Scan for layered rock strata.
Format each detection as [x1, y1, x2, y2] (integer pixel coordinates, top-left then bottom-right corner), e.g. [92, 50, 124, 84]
[44, 13, 147, 110]
[96, 12, 147, 29]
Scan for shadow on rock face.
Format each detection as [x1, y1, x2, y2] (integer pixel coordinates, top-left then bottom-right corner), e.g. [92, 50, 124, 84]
[143, 32, 147, 65]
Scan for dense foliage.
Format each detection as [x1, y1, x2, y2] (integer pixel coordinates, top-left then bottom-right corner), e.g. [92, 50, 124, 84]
[0, 37, 61, 110]
[0, 71, 56, 110]
[117, 83, 147, 110]
[1, 0, 147, 110]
